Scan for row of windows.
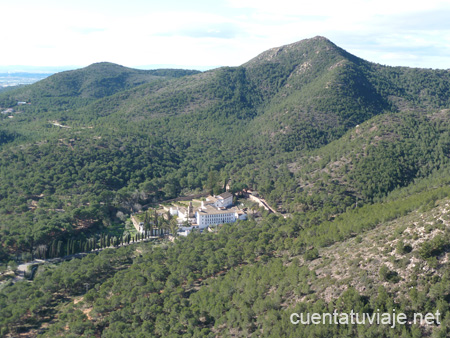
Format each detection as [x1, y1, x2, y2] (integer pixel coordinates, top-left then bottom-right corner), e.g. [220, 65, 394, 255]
[202, 214, 235, 218]
[199, 215, 236, 225]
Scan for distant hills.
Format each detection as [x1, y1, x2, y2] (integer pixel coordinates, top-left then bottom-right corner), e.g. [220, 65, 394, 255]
[3, 37, 450, 122]
[25, 62, 200, 99]
[59, 36, 450, 151]
[0, 63, 200, 109]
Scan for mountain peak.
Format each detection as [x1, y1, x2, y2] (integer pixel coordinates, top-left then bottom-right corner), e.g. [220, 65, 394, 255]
[84, 62, 123, 68]
[242, 36, 345, 68]
[292, 35, 334, 45]
[310, 35, 332, 42]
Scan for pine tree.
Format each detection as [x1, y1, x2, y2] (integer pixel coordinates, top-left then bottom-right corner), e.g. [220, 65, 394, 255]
[154, 209, 158, 228]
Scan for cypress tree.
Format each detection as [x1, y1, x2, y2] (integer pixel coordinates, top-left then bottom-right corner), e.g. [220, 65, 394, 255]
[57, 241, 63, 257]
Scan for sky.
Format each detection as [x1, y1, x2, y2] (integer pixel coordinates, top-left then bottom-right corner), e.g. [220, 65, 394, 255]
[1, 0, 450, 72]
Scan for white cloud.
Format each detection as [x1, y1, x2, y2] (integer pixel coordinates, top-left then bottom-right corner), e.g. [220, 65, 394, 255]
[227, 0, 447, 16]
[1, 0, 450, 69]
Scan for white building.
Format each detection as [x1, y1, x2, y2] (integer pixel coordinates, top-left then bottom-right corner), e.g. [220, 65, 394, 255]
[195, 192, 246, 228]
[196, 206, 246, 228]
[207, 192, 233, 208]
[165, 192, 247, 234]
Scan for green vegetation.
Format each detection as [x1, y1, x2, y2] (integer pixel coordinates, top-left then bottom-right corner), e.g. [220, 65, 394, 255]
[1, 188, 450, 336]
[1, 36, 450, 337]
[418, 234, 447, 259]
[0, 63, 200, 111]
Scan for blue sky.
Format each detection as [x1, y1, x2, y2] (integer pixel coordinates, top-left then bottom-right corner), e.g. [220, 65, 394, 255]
[1, 0, 450, 71]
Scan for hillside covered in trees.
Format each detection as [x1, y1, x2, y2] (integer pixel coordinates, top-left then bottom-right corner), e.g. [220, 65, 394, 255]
[1, 36, 450, 337]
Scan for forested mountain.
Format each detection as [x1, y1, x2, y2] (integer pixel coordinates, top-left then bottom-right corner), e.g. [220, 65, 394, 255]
[0, 62, 200, 110]
[1, 36, 450, 337]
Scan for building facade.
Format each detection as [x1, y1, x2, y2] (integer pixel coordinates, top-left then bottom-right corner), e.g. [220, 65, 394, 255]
[195, 192, 246, 228]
